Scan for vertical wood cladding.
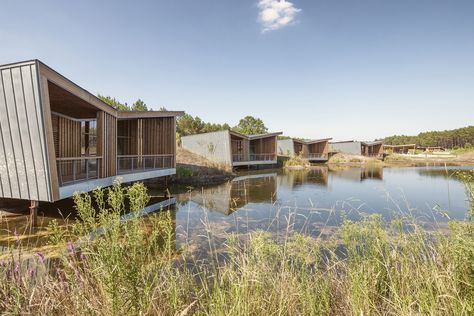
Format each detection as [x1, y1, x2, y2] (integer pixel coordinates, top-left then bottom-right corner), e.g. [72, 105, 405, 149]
[142, 117, 175, 155]
[98, 112, 117, 177]
[251, 136, 276, 154]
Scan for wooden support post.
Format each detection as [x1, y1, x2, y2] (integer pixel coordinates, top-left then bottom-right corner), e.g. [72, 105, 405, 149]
[29, 200, 39, 227]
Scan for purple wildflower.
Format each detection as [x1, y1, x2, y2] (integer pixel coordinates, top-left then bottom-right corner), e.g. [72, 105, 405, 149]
[67, 241, 76, 255]
[36, 252, 46, 264]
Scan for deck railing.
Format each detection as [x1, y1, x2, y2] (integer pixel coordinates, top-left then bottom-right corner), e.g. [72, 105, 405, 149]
[249, 153, 276, 161]
[56, 156, 101, 186]
[364, 153, 384, 158]
[232, 153, 276, 162]
[307, 153, 328, 159]
[117, 154, 175, 174]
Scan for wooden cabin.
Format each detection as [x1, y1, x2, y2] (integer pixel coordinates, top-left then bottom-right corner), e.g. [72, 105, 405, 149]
[329, 140, 384, 159]
[361, 141, 384, 158]
[0, 60, 183, 204]
[384, 144, 417, 154]
[181, 130, 282, 168]
[417, 146, 447, 153]
[278, 138, 332, 162]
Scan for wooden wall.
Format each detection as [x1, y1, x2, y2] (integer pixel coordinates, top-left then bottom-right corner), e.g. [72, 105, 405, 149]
[250, 136, 276, 155]
[97, 112, 117, 177]
[294, 142, 304, 155]
[307, 141, 328, 155]
[231, 134, 249, 159]
[117, 119, 138, 155]
[52, 114, 81, 158]
[142, 117, 175, 155]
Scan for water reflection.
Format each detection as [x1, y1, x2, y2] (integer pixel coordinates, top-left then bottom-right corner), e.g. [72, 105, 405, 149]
[280, 167, 328, 188]
[187, 173, 277, 215]
[328, 165, 384, 182]
[1, 165, 472, 256]
[177, 165, 472, 227]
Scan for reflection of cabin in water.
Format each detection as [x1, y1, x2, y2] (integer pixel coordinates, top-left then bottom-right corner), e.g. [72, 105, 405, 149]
[188, 173, 277, 215]
[279, 167, 329, 188]
[360, 167, 384, 181]
[329, 140, 384, 159]
[0, 60, 183, 205]
[278, 138, 332, 161]
[329, 166, 384, 182]
[384, 144, 417, 154]
[181, 130, 282, 168]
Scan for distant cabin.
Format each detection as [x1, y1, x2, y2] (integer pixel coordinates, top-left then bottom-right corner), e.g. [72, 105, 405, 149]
[278, 138, 332, 162]
[0, 60, 184, 203]
[181, 130, 282, 168]
[329, 140, 384, 159]
[384, 144, 417, 154]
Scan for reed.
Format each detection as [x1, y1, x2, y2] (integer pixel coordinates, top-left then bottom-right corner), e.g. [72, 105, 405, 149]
[0, 173, 473, 315]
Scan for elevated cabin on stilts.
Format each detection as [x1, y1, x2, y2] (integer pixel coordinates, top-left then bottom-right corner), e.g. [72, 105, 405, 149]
[0, 60, 183, 210]
[384, 144, 417, 154]
[181, 130, 282, 168]
[329, 140, 384, 159]
[361, 141, 384, 159]
[278, 138, 332, 162]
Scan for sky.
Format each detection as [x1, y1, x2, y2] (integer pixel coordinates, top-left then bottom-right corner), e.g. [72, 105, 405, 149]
[1, 0, 473, 141]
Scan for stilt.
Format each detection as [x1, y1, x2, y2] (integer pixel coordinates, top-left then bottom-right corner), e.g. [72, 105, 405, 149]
[29, 200, 39, 227]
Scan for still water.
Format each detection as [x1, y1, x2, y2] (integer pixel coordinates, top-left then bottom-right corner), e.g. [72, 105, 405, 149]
[1, 165, 472, 253]
[164, 165, 472, 255]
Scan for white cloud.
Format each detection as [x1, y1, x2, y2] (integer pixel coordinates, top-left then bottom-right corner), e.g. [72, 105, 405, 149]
[257, 0, 301, 32]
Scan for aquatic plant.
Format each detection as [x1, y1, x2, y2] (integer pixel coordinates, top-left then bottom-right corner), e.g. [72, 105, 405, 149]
[0, 173, 473, 315]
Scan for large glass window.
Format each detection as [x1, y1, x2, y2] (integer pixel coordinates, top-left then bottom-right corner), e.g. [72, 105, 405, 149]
[81, 120, 97, 156]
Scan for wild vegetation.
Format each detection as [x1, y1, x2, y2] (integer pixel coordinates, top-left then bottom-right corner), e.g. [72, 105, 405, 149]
[1, 174, 473, 315]
[383, 125, 474, 149]
[328, 153, 383, 165]
[283, 153, 311, 169]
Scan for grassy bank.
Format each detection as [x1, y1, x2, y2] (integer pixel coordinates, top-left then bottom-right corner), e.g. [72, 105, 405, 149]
[328, 153, 383, 166]
[283, 154, 311, 169]
[1, 174, 474, 315]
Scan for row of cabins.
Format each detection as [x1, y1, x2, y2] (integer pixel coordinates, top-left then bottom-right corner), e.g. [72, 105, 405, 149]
[0, 59, 390, 212]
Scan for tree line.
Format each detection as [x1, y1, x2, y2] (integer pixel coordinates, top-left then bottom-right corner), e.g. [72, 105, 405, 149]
[98, 94, 269, 136]
[99, 93, 473, 149]
[383, 126, 474, 149]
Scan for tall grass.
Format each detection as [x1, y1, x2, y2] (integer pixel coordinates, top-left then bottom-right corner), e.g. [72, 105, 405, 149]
[1, 173, 474, 315]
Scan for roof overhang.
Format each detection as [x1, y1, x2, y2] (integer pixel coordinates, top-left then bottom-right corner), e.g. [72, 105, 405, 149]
[1, 59, 185, 120]
[362, 141, 384, 146]
[229, 131, 283, 140]
[248, 132, 283, 140]
[118, 111, 185, 119]
[384, 144, 417, 148]
[302, 138, 333, 145]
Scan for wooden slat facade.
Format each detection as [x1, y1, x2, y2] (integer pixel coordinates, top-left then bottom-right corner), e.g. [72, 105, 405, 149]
[0, 59, 183, 202]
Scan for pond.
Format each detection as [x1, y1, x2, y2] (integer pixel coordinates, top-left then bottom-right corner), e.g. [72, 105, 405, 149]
[161, 165, 472, 257]
[0, 165, 472, 255]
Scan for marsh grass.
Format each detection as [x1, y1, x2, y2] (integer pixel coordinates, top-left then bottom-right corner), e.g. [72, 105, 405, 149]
[0, 174, 474, 315]
[284, 153, 311, 169]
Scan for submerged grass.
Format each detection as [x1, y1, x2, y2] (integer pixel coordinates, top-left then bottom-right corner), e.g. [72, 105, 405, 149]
[1, 173, 474, 315]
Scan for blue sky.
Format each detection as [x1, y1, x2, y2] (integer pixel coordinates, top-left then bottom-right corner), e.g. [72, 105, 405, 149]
[1, 0, 473, 141]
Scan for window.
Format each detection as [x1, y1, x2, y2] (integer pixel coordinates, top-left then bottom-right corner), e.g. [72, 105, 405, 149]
[81, 120, 97, 156]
